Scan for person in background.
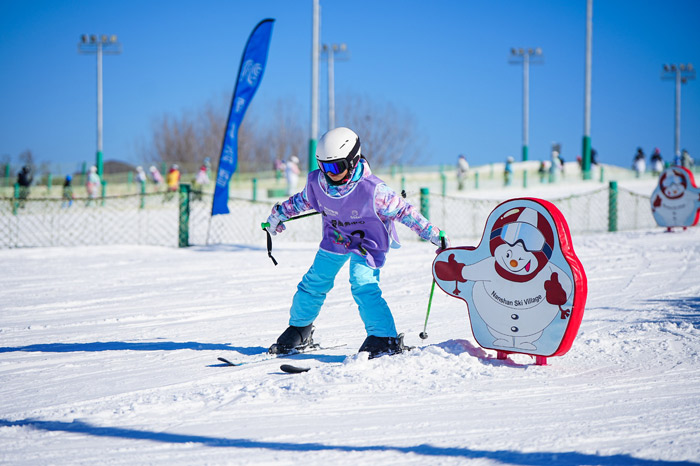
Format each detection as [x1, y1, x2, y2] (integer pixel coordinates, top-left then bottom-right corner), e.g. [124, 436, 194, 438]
[166, 164, 181, 192]
[86, 165, 100, 205]
[633, 148, 646, 178]
[549, 150, 562, 182]
[285, 155, 300, 196]
[274, 158, 285, 182]
[650, 148, 664, 176]
[164, 164, 181, 201]
[17, 166, 32, 205]
[193, 164, 210, 201]
[135, 166, 147, 190]
[681, 149, 694, 170]
[538, 160, 548, 183]
[149, 166, 164, 189]
[456, 154, 469, 191]
[504, 156, 514, 186]
[61, 175, 73, 208]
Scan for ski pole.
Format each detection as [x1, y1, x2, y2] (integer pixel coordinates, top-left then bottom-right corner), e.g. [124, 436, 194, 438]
[419, 230, 446, 340]
[261, 212, 321, 266]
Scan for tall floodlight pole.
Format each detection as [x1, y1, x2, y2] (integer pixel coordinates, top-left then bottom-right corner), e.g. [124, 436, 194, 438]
[662, 63, 695, 161]
[582, 0, 593, 180]
[509, 47, 543, 161]
[321, 43, 349, 131]
[309, 0, 320, 171]
[78, 34, 122, 179]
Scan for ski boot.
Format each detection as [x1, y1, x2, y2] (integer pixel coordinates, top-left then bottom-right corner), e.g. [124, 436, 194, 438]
[268, 324, 316, 354]
[358, 333, 409, 359]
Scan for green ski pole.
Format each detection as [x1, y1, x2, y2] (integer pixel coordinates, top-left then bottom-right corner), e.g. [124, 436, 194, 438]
[419, 230, 446, 340]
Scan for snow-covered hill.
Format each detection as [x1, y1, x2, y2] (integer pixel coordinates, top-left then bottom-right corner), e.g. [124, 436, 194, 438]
[1, 222, 699, 464]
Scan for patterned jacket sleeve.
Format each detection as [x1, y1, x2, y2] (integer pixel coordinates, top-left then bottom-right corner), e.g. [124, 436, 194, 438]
[276, 185, 314, 221]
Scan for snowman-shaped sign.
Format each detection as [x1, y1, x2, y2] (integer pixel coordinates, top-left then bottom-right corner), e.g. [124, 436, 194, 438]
[650, 166, 700, 229]
[433, 198, 587, 364]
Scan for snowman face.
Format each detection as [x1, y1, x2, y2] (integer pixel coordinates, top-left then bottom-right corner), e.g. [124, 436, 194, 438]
[661, 173, 687, 199]
[494, 242, 539, 275]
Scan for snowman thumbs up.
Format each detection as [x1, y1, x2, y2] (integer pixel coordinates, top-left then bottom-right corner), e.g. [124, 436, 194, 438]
[545, 272, 567, 306]
[544, 272, 571, 319]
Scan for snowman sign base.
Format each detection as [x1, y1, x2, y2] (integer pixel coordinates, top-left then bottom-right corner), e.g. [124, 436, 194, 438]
[496, 350, 547, 365]
[433, 198, 587, 364]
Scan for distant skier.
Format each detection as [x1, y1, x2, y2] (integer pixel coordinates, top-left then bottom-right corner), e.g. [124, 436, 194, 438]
[456, 154, 469, 191]
[264, 127, 450, 358]
[149, 166, 164, 188]
[135, 166, 147, 190]
[681, 149, 694, 170]
[61, 175, 73, 208]
[633, 148, 646, 178]
[651, 148, 664, 175]
[16, 166, 32, 205]
[86, 165, 100, 204]
[504, 156, 514, 186]
[285, 155, 300, 196]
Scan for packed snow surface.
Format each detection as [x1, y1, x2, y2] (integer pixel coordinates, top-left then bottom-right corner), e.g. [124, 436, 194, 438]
[2, 223, 700, 464]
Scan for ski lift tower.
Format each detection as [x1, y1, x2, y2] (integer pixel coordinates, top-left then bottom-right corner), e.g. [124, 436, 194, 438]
[509, 47, 544, 162]
[78, 34, 122, 180]
[661, 63, 695, 161]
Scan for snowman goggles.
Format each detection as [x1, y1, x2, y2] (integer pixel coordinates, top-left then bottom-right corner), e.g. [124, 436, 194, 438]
[492, 222, 553, 259]
[661, 173, 685, 188]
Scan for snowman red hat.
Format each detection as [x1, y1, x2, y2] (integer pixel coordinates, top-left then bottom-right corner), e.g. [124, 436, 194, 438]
[489, 207, 554, 280]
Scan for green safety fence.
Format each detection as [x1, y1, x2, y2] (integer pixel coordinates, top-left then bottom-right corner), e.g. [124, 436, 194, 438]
[0, 182, 656, 249]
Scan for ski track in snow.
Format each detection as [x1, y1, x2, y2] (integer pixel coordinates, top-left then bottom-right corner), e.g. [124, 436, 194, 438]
[1, 221, 700, 464]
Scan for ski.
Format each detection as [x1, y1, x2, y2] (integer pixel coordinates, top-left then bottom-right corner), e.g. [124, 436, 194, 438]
[280, 364, 311, 373]
[216, 343, 346, 367]
[278, 344, 416, 374]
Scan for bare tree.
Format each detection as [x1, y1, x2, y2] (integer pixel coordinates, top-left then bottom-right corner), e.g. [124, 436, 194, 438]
[18, 149, 35, 171]
[249, 98, 306, 170]
[140, 96, 306, 173]
[337, 93, 424, 168]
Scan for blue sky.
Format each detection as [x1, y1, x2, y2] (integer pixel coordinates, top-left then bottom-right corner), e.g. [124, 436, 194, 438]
[1, 0, 699, 175]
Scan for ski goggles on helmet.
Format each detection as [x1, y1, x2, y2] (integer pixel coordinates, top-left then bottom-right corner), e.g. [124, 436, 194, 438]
[319, 137, 361, 175]
[492, 222, 552, 258]
[320, 159, 350, 175]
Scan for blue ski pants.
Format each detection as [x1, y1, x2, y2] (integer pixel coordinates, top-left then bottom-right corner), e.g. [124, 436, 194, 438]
[289, 249, 398, 338]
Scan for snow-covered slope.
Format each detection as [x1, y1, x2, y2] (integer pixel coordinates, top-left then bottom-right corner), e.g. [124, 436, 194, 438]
[1, 227, 699, 464]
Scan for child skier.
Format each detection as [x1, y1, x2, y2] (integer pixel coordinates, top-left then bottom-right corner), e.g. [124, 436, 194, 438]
[264, 127, 449, 358]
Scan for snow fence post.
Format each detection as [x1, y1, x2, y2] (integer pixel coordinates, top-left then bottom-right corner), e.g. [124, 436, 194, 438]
[608, 180, 618, 232]
[13, 182, 19, 215]
[139, 181, 146, 209]
[420, 187, 430, 220]
[178, 183, 191, 248]
[252, 178, 258, 201]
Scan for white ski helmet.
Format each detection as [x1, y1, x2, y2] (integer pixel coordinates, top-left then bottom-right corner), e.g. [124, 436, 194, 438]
[316, 127, 361, 180]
